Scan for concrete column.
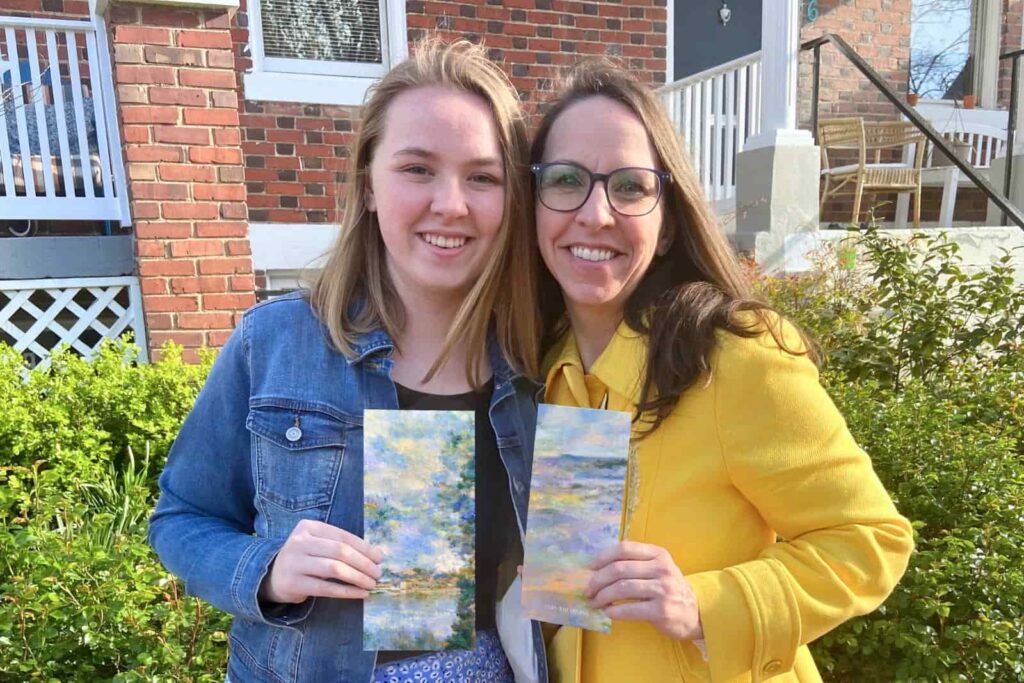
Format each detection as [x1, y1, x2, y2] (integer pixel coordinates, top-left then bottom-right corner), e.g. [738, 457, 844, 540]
[733, 0, 819, 271]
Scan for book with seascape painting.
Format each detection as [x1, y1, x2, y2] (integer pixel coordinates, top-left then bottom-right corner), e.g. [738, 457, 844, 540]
[521, 403, 631, 633]
[363, 410, 476, 651]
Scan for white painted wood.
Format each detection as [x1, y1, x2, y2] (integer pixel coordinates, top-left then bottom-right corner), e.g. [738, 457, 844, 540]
[45, 29, 75, 198]
[691, 84, 702, 179]
[0, 15, 126, 223]
[0, 30, 15, 197]
[7, 27, 35, 198]
[702, 78, 712, 194]
[747, 0, 800, 148]
[724, 69, 735, 198]
[736, 66, 747, 155]
[249, 223, 339, 271]
[65, 30, 94, 199]
[659, 52, 762, 201]
[92, 14, 128, 222]
[0, 276, 148, 368]
[86, 28, 113, 201]
[244, 0, 407, 107]
[26, 28, 56, 198]
[939, 167, 960, 226]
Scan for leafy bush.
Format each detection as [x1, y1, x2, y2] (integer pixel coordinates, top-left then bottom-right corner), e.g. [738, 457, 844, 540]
[755, 229, 1024, 680]
[0, 342, 228, 681]
[2, 228, 1021, 680]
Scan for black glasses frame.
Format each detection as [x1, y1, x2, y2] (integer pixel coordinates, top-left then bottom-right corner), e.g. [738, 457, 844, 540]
[531, 161, 672, 217]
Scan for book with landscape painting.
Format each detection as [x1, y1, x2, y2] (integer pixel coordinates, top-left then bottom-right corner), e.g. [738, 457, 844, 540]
[521, 403, 631, 633]
[363, 410, 476, 651]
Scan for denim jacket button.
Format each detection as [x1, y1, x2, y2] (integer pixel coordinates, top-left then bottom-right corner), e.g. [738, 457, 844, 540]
[285, 426, 303, 442]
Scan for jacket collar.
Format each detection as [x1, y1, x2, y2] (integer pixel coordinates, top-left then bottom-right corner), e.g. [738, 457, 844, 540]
[544, 320, 647, 405]
[346, 327, 395, 364]
[346, 322, 541, 392]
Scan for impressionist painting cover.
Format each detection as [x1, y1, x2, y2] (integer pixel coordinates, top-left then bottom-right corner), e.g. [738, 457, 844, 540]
[363, 410, 476, 650]
[521, 403, 631, 632]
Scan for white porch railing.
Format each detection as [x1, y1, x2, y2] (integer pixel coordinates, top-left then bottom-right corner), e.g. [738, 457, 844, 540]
[0, 276, 147, 369]
[0, 15, 128, 223]
[658, 51, 762, 202]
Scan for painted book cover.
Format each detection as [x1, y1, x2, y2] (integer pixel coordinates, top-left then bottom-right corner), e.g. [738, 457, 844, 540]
[521, 403, 631, 632]
[363, 410, 476, 651]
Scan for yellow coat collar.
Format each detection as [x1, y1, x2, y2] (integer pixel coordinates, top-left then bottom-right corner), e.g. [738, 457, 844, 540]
[543, 320, 648, 408]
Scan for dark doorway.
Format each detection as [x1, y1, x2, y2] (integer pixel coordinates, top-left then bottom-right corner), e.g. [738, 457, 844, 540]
[673, 0, 762, 81]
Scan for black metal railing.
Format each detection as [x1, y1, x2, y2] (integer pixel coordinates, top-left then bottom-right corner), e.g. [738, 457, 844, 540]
[999, 47, 1022, 227]
[803, 33, 1024, 231]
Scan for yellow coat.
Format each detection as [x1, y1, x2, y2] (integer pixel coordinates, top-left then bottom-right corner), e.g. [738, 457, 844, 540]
[542, 318, 913, 682]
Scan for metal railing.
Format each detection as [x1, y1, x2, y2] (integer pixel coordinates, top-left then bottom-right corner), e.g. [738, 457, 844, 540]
[0, 15, 128, 223]
[999, 47, 1022, 227]
[657, 52, 762, 202]
[803, 33, 1024, 231]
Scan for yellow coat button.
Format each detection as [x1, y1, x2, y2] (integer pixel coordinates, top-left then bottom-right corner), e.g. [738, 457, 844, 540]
[763, 660, 783, 675]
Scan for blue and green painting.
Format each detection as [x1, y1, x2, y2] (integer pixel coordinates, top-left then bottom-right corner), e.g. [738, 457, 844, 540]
[521, 403, 631, 632]
[363, 410, 476, 651]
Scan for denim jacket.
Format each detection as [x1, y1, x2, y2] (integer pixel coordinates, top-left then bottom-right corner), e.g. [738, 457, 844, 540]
[149, 292, 549, 683]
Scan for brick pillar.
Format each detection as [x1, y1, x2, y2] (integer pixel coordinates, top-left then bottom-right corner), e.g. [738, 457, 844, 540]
[108, 3, 255, 360]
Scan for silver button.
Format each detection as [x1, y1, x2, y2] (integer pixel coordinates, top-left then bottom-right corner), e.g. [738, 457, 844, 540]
[285, 426, 302, 442]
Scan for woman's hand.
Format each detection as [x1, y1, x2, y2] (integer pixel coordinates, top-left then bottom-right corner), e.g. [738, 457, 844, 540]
[260, 519, 384, 604]
[585, 541, 703, 641]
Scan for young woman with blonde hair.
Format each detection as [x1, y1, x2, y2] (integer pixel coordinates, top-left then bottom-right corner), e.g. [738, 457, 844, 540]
[150, 40, 549, 683]
[531, 60, 913, 682]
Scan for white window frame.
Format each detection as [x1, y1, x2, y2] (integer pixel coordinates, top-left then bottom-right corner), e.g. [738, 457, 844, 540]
[913, 0, 1001, 107]
[244, 0, 407, 106]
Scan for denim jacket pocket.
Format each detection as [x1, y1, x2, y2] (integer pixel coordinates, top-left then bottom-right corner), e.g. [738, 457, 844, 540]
[247, 403, 348, 522]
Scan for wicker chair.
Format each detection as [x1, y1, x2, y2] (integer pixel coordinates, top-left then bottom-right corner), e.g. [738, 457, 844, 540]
[819, 118, 926, 227]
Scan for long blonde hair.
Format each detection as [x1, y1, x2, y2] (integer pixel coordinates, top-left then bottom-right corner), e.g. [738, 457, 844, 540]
[311, 39, 539, 383]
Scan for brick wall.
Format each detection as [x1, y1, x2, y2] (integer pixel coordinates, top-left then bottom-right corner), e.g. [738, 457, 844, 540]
[0, 0, 89, 17]
[109, 4, 255, 359]
[231, 0, 666, 228]
[998, 0, 1023, 109]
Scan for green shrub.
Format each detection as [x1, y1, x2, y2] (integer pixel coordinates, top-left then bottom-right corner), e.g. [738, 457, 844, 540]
[756, 229, 1024, 680]
[0, 341, 227, 681]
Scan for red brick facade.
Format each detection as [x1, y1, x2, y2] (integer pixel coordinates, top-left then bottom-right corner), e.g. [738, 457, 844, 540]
[0, 0, 89, 17]
[801, 0, 1020, 225]
[7, 0, 1016, 354]
[230, 0, 666, 228]
[109, 4, 255, 358]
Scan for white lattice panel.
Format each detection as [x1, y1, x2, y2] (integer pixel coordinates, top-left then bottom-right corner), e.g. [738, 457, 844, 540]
[0, 276, 147, 368]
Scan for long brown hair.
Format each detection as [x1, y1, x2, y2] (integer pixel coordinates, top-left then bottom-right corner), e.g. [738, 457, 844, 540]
[532, 60, 816, 434]
[310, 39, 540, 384]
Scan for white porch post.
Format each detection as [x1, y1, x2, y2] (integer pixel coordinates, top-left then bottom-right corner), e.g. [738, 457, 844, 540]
[734, 0, 820, 272]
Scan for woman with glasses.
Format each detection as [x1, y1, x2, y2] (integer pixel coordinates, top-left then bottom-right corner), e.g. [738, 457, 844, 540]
[531, 61, 913, 682]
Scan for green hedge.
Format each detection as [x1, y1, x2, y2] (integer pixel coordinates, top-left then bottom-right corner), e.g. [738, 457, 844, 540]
[756, 229, 1024, 680]
[1, 229, 1022, 680]
[0, 345, 230, 681]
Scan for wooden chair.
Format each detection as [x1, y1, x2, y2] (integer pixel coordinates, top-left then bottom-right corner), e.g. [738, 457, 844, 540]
[819, 118, 926, 227]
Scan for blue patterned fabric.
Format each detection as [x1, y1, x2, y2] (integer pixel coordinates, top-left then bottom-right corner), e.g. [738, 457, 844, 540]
[371, 629, 514, 683]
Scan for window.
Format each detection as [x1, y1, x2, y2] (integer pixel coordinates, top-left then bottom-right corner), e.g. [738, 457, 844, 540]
[244, 0, 407, 106]
[909, 0, 1001, 106]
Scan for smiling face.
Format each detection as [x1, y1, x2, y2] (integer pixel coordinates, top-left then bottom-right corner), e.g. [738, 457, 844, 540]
[535, 95, 667, 325]
[366, 86, 506, 304]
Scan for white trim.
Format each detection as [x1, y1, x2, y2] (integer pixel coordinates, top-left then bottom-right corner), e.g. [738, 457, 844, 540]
[666, 0, 674, 84]
[973, 0, 1001, 109]
[244, 0, 407, 106]
[249, 223, 338, 272]
[243, 71, 379, 106]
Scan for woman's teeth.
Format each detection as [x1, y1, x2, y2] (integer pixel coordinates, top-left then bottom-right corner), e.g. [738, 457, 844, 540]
[422, 233, 467, 249]
[570, 246, 615, 262]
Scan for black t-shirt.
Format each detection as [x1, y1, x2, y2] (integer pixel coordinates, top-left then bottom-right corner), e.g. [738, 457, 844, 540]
[375, 379, 522, 663]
